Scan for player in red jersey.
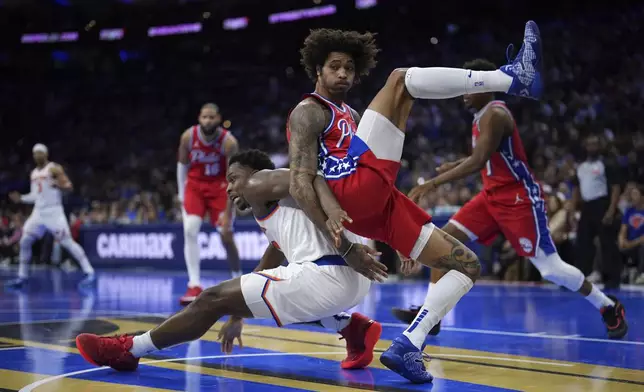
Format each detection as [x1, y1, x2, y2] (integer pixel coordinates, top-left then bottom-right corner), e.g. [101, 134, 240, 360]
[400, 58, 627, 340]
[177, 103, 241, 305]
[287, 23, 547, 382]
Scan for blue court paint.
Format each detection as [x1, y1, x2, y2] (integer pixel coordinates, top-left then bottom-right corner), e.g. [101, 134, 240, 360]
[1, 268, 642, 391]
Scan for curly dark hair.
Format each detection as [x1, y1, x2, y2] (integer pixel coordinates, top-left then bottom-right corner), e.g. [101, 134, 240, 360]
[300, 29, 379, 83]
[463, 58, 497, 71]
[229, 149, 276, 172]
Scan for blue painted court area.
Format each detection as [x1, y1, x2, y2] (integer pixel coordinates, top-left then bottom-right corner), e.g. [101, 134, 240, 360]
[0, 268, 643, 391]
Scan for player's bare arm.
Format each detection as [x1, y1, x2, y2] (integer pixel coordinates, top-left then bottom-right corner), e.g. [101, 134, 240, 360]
[288, 101, 352, 251]
[313, 175, 352, 246]
[409, 107, 512, 203]
[50, 164, 73, 191]
[176, 129, 191, 202]
[220, 134, 240, 227]
[254, 243, 284, 272]
[243, 169, 291, 209]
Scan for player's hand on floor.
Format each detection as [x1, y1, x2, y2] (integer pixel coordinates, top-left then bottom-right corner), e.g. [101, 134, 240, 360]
[326, 209, 352, 248]
[343, 243, 387, 282]
[218, 317, 244, 354]
[408, 181, 436, 204]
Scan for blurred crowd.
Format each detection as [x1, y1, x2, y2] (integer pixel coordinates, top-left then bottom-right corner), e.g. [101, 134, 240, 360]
[1, 2, 643, 283]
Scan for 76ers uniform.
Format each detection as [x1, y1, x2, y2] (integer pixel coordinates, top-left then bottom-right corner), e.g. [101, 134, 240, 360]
[184, 126, 230, 224]
[287, 93, 434, 259]
[449, 100, 556, 257]
[23, 162, 72, 241]
[241, 197, 370, 326]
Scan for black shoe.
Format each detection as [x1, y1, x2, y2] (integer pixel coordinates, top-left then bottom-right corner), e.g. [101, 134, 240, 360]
[601, 295, 628, 339]
[391, 306, 441, 336]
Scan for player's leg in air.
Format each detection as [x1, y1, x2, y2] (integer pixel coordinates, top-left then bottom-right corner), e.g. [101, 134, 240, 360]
[341, 21, 544, 383]
[76, 259, 376, 371]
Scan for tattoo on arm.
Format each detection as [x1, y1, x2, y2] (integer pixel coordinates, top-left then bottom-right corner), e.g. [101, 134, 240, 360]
[432, 231, 481, 278]
[289, 102, 350, 250]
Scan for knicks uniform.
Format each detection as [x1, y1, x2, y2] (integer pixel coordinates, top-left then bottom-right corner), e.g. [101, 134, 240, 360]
[240, 197, 371, 326]
[22, 162, 72, 241]
[449, 100, 556, 257]
[184, 126, 231, 225]
[287, 93, 434, 260]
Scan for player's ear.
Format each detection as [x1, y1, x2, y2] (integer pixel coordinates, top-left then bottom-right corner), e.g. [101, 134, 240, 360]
[316, 65, 322, 77]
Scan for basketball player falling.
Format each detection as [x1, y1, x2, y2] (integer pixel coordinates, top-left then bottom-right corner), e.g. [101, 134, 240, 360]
[6, 143, 95, 289]
[391, 58, 627, 340]
[286, 22, 550, 383]
[75, 149, 384, 372]
[176, 103, 241, 305]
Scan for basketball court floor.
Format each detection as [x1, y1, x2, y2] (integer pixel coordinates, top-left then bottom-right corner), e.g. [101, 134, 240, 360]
[0, 269, 642, 391]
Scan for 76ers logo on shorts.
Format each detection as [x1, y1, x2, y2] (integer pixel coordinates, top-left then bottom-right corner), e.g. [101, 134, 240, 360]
[519, 237, 533, 254]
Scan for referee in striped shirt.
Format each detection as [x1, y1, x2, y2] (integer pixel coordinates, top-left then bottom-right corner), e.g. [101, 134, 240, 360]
[571, 135, 623, 289]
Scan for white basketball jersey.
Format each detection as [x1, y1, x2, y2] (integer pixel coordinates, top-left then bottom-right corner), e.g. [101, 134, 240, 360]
[255, 197, 367, 264]
[30, 162, 62, 209]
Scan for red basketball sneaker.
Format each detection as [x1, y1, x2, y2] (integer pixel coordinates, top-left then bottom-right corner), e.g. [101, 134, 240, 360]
[75, 333, 139, 371]
[180, 286, 203, 306]
[338, 312, 382, 369]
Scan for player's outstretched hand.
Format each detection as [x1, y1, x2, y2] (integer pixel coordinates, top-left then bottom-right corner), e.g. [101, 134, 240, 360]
[343, 243, 387, 282]
[218, 316, 244, 354]
[408, 181, 436, 204]
[326, 209, 353, 248]
[8, 191, 20, 203]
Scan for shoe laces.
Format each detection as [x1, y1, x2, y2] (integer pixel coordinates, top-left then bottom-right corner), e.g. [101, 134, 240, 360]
[98, 335, 128, 355]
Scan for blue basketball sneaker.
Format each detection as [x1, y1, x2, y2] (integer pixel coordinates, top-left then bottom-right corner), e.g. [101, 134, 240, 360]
[380, 335, 433, 384]
[500, 20, 543, 100]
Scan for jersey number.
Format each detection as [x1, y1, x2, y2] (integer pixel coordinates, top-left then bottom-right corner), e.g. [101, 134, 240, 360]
[205, 163, 220, 176]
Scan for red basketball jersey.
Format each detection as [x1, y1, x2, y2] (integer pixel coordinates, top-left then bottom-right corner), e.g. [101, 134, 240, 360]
[286, 92, 358, 179]
[472, 100, 540, 199]
[187, 125, 229, 183]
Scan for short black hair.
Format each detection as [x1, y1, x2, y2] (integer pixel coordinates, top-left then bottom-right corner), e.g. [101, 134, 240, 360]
[300, 29, 379, 83]
[201, 103, 219, 112]
[463, 58, 497, 71]
[229, 149, 275, 171]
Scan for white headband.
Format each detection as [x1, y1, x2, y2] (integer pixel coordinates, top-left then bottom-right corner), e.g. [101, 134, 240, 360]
[32, 143, 48, 154]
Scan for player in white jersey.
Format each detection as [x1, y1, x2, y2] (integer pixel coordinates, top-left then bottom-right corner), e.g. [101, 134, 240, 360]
[6, 144, 95, 289]
[76, 149, 386, 372]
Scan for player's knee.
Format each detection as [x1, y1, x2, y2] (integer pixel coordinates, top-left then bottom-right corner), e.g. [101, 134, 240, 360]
[193, 284, 232, 315]
[19, 235, 35, 250]
[183, 215, 202, 238]
[530, 252, 584, 291]
[385, 68, 409, 93]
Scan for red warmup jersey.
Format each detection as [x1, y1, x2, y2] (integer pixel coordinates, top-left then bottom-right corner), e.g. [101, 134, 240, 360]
[472, 100, 542, 201]
[187, 125, 229, 184]
[287, 93, 358, 179]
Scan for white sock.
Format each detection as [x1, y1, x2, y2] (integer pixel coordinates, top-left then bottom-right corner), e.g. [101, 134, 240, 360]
[18, 258, 29, 279]
[61, 239, 95, 275]
[319, 312, 352, 332]
[184, 236, 201, 287]
[586, 284, 615, 310]
[403, 270, 474, 349]
[130, 331, 158, 358]
[404, 67, 513, 99]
